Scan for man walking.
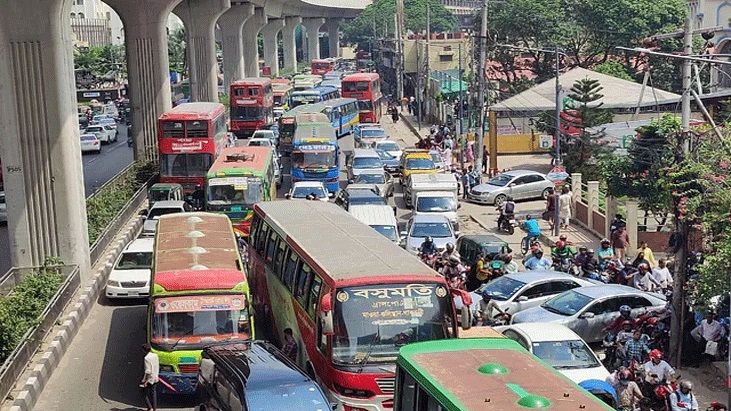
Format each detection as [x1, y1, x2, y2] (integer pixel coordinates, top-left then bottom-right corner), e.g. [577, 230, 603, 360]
[140, 344, 159, 411]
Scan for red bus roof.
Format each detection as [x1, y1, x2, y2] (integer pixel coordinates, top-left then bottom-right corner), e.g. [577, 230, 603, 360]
[272, 78, 291, 85]
[230, 77, 273, 87]
[207, 146, 271, 176]
[311, 59, 330, 63]
[253, 201, 441, 283]
[342, 73, 380, 82]
[159, 102, 225, 121]
[153, 212, 245, 291]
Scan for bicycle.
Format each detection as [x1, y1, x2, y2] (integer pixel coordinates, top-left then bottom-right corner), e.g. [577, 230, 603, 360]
[521, 235, 540, 255]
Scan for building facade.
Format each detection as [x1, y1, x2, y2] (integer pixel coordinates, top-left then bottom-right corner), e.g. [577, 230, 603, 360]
[70, 0, 124, 46]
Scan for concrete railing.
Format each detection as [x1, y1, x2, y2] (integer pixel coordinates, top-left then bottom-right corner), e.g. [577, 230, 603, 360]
[0, 265, 79, 404]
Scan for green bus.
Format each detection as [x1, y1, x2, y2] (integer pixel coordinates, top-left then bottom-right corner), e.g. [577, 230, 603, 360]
[277, 104, 329, 156]
[395, 338, 614, 411]
[205, 146, 276, 238]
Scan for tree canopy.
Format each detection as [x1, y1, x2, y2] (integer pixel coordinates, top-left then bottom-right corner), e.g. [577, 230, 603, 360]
[342, 0, 455, 48]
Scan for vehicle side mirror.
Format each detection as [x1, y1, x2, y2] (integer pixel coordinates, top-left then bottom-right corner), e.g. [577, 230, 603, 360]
[580, 312, 595, 319]
[284, 193, 291, 199]
[392, 206, 397, 215]
[508, 183, 516, 187]
[348, 179, 354, 184]
[516, 296, 529, 302]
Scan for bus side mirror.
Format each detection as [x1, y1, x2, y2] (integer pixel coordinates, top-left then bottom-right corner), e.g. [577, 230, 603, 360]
[320, 293, 335, 335]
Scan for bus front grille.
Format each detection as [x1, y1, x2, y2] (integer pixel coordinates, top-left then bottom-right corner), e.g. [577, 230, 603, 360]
[375, 377, 395, 394]
[178, 364, 199, 374]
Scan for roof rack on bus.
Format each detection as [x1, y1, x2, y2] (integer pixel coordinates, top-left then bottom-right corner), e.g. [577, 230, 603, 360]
[225, 153, 255, 163]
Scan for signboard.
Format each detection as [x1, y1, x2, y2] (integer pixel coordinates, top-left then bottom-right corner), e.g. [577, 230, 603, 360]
[171, 140, 204, 152]
[299, 144, 333, 151]
[539, 134, 554, 149]
[155, 295, 245, 313]
[235, 99, 257, 105]
[209, 177, 249, 189]
[82, 92, 101, 98]
[546, 165, 569, 183]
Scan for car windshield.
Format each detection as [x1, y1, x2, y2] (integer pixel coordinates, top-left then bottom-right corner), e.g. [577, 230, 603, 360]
[248, 139, 270, 147]
[332, 283, 453, 365]
[293, 148, 337, 169]
[478, 276, 526, 301]
[147, 207, 183, 219]
[292, 186, 327, 199]
[149, 189, 172, 202]
[361, 129, 385, 138]
[376, 150, 395, 161]
[411, 222, 452, 238]
[349, 193, 386, 206]
[377, 142, 400, 151]
[207, 179, 264, 207]
[353, 157, 382, 169]
[532, 340, 601, 370]
[115, 251, 152, 270]
[371, 225, 398, 242]
[430, 153, 442, 163]
[416, 197, 456, 212]
[406, 158, 435, 170]
[354, 173, 386, 184]
[488, 174, 514, 187]
[151, 295, 251, 351]
[541, 290, 594, 316]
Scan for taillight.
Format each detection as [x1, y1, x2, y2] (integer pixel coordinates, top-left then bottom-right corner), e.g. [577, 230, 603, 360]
[93, 141, 99, 145]
[344, 406, 370, 411]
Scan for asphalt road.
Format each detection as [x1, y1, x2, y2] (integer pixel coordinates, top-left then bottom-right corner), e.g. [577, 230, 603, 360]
[0, 124, 134, 274]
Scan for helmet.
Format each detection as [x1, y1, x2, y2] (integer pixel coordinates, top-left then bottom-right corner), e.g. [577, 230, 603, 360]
[646, 317, 659, 326]
[601, 238, 610, 244]
[587, 248, 595, 254]
[446, 243, 455, 252]
[448, 255, 460, 266]
[559, 234, 567, 241]
[526, 214, 532, 220]
[649, 349, 663, 360]
[579, 245, 587, 251]
[680, 380, 693, 391]
[555, 240, 565, 248]
[620, 305, 631, 313]
[607, 261, 617, 270]
[619, 369, 632, 380]
[638, 263, 650, 271]
[622, 320, 633, 327]
[425, 236, 433, 244]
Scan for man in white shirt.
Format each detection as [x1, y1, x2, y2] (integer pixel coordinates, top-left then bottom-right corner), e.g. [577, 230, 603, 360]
[669, 380, 698, 411]
[141, 343, 159, 411]
[651, 259, 672, 290]
[632, 264, 654, 292]
[643, 349, 676, 384]
[698, 311, 724, 363]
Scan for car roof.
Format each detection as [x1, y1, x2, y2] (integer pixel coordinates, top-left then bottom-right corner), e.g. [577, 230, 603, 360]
[503, 270, 591, 284]
[80, 133, 97, 139]
[150, 200, 187, 208]
[353, 148, 379, 157]
[410, 214, 451, 223]
[459, 234, 507, 245]
[501, 169, 544, 177]
[502, 323, 585, 342]
[123, 238, 155, 253]
[345, 187, 382, 197]
[574, 284, 665, 300]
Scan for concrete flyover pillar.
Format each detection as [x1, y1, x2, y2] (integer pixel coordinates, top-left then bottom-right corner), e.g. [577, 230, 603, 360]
[218, 3, 254, 90]
[174, 0, 231, 102]
[242, 8, 268, 77]
[106, 0, 181, 162]
[303, 18, 325, 61]
[0, 0, 90, 274]
[326, 18, 341, 58]
[260, 19, 285, 77]
[281, 17, 301, 74]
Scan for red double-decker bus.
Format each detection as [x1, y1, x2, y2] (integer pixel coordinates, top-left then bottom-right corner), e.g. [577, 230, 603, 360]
[158, 102, 228, 193]
[248, 201, 472, 411]
[311, 59, 334, 75]
[230, 78, 274, 139]
[342, 73, 383, 123]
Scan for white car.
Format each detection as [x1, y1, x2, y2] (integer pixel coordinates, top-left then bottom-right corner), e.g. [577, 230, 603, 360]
[85, 125, 112, 144]
[495, 323, 610, 384]
[251, 130, 277, 146]
[429, 150, 447, 172]
[106, 238, 154, 298]
[80, 133, 102, 154]
[286, 181, 329, 201]
[372, 140, 403, 160]
[0, 191, 6, 224]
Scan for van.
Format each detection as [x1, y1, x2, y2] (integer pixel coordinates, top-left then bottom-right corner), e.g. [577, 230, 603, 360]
[141, 200, 191, 237]
[413, 191, 461, 235]
[147, 183, 184, 208]
[403, 173, 459, 208]
[346, 148, 383, 181]
[348, 204, 399, 243]
[105, 237, 154, 299]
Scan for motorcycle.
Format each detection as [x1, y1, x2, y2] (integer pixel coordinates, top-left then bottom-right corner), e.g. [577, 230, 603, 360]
[602, 332, 620, 371]
[420, 253, 438, 269]
[497, 213, 517, 235]
[551, 257, 572, 273]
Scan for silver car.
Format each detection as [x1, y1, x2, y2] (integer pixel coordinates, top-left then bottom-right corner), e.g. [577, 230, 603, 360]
[401, 214, 457, 255]
[468, 170, 554, 206]
[454, 271, 599, 317]
[349, 170, 394, 199]
[510, 284, 667, 343]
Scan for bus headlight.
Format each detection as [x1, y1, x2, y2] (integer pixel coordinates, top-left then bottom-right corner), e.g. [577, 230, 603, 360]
[334, 383, 374, 399]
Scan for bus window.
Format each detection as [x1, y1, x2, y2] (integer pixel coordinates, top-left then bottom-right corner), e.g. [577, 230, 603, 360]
[284, 251, 298, 289]
[265, 231, 278, 263]
[248, 88, 259, 96]
[250, 216, 261, 244]
[234, 88, 245, 96]
[307, 275, 322, 319]
[397, 368, 418, 411]
[295, 264, 312, 307]
[256, 223, 269, 255]
[274, 240, 286, 279]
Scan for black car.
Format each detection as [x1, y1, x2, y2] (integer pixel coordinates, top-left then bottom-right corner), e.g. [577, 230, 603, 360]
[334, 187, 388, 211]
[376, 149, 400, 175]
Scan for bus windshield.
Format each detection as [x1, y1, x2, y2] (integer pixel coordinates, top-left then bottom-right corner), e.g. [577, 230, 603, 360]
[293, 148, 337, 169]
[357, 100, 374, 111]
[231, 106, 264, 121]
[151, 295, 251, 350]
[291, 94, 320, 107]
[207, 178, 264, 206]
[160, 153, 213, 177]
[332, 283, 452, 365]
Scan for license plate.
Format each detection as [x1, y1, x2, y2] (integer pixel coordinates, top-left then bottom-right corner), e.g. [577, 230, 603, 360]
[128, 291, 139, 296]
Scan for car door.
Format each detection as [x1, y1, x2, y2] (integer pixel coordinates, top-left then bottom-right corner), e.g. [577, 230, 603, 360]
[508, 176, 529, 200]
[510, 282, 554, 313]
[522, 174, 545, 198]
[574, 297, 621, 343]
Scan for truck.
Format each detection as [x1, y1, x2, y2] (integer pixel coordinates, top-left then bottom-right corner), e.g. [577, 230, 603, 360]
[404, 174, 461, 234]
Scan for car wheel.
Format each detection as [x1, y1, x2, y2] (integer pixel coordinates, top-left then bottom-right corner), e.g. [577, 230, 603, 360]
[541, 188, 551, 199]
[493, 194, 507, 207]
[97, 147, 102, 154]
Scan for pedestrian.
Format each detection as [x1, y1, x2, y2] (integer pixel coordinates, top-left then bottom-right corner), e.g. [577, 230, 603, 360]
[691, 311, 723, 365]
[465, 140, 474, 163]
[558, 186, 572, 230]
[612, 225, 631, 262]
[390, 106, 399, 123]
[637, 241, 657, 267]
[408, 96, 415, 114]
[281, 327, 299, 363]
[460, 168, 470, 198]
[467, 165, 477, 190]
[545, 188, 557, 229]
[610, 214, 626, 237]
[140, 344, 159, 411]
[482, 145, 488, 174]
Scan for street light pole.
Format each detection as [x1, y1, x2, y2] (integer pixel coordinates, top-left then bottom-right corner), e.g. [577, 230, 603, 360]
[459, 43, 465, 170]
[553, 45, 562, 237]
[475, 0, 488, 179]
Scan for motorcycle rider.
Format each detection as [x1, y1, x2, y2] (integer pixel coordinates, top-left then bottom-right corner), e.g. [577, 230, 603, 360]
[419, 236, 438, 265]
[522, 215, 542, 251]
[614, 368, 644, 411]
[497, 196, 516, 230]
[551, 240, 576, 270]
[524, 249, 553, 270]
[669, 381, 698, 411]
[642, 349, 677, 385]
[440, 242, 460, 264]
[620, 329, 651, 367]
[574, 246, 589, 266]
[475, 290, 509, 326]
[191, 184, 205, 209]
[604, 305, 638, 335]
[502, 254, 519, 273]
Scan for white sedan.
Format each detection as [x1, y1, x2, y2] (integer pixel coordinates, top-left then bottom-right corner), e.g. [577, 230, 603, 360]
[106, 238, 154, 298]
[372, 140, 403, 160]
[80, 133, 101, 154]
[286, 181, 329, 201]
[495, 323, 610, 384]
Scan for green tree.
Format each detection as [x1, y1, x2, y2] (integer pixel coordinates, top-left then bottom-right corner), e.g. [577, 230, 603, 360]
[168, 26, 187, 74]
[342, 0, 455, 49]
[74, 45, 126, 80]
[592, 61, 633, 81]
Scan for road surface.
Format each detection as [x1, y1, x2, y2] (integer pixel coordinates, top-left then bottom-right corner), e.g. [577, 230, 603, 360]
[0, 124, 134, 274]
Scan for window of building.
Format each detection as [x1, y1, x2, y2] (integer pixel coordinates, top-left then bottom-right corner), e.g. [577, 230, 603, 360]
[71, 12, 76, 18]
[76, 0, 84, 5]
[78, 12, 85, 19]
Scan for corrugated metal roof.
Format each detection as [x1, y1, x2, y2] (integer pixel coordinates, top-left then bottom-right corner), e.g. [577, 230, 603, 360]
[490, 67, 680, 112]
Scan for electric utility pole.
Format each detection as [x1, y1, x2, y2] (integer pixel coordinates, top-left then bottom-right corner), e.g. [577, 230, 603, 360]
[476, 0, 488, 179]
[395, 0, 404, 102]
[425, 4, 431, 123]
